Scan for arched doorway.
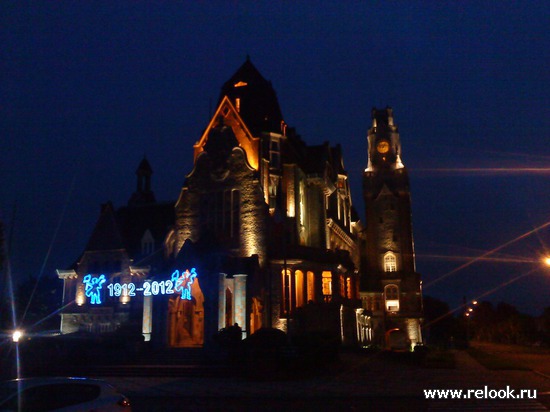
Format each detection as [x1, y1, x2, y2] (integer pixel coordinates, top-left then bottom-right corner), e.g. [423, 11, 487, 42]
[168, 277, 205, 347]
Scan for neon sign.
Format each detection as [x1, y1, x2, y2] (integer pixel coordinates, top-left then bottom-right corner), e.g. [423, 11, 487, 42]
[83, 274, 106, 305]
[171, 268, 197, 300]
[83, 268, 198, 305]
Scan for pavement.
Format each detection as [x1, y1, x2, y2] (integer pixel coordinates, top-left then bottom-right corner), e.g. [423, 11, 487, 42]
[102, 349, 550, 411]
[470, 341, 550, 377]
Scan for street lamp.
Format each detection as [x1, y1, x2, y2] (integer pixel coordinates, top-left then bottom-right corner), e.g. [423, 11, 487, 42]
[544, 256, 550, 267]
[12, 330, 23, 343]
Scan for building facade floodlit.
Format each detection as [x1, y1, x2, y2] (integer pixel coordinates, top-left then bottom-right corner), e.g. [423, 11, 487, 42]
[56, 58, 423, 350]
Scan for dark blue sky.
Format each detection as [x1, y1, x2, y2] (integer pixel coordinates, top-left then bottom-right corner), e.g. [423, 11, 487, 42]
[2, 2, 549, 315]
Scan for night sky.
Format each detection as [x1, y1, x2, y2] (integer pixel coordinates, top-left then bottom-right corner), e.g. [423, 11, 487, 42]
[2, 2, 549, 316]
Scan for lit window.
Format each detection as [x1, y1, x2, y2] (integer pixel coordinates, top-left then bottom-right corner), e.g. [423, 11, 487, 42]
[235, 98, 241, 112]
[281, 269, 291, 316]
[322, 271, 332, 299]
[385, 284, 399, 312]
[307, 271, 315, 303]
[295, 270, 304, 308]
[384, 252, 397, 272]
[346, 277, 353, 299]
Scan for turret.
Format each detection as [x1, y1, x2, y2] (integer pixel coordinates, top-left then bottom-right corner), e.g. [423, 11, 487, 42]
[128, 157, 156, 206]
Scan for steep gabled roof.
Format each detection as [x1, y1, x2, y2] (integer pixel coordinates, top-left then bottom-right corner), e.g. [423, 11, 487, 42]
[85, 202, 126, 251]
[218, 57, 284, 136]
[116, 201, 175, 258]
[193, 96, 260, 170]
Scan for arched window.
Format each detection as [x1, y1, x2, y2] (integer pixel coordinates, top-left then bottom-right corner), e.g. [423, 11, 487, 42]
[307, 271, 315, 303]
[384, 252, 397, 272]
[281, 269, 291, 317]
[295, 270, 305, 308]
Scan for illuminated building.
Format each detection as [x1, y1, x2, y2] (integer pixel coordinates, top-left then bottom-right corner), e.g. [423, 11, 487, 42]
[360, 108, 423, 347]
[57, 59, 422, 349]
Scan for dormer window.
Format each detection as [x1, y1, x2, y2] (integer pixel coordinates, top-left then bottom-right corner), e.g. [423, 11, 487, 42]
[141, 229, 155, 256]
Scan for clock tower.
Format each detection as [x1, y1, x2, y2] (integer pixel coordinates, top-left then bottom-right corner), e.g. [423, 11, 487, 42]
[362, 107, 423, 348]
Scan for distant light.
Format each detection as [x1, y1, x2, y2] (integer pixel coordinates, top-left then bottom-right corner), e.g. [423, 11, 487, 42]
[544, 257, 550, 267]
[472, 300, 478, 305]
[12, 330, 23, 343]
[468, 308, 473, 312]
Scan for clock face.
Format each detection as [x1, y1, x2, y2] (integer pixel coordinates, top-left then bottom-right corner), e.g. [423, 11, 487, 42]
[376, 140, 390, 154]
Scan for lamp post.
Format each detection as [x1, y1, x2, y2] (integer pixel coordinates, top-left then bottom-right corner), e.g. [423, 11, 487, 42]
[12, 329, 23, 343]
[464, 300, 478, 342]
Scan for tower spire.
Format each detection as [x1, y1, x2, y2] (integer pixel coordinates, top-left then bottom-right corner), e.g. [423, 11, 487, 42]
[128, 157, 156, 206]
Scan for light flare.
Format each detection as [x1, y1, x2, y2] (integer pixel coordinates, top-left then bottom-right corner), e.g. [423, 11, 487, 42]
[425, 220, 550, 288]
[413, 167, 550, 176]
[423, 266, 540, 329]
[418, 254, 536, 264]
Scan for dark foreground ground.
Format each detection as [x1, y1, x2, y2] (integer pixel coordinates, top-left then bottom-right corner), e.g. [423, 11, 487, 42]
[129, 395, 428, 411]
[3, 343, 550, 411]
[104, 346, 550, 411]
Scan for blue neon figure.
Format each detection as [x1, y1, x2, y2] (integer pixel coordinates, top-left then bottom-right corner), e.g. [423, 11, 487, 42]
[171, 268, 197, 300]
[83, 274, 106, 304]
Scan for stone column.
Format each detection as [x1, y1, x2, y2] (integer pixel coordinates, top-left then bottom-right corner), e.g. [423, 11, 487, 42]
[142, 293, 152, 341]
[234, 274, 247, 339]
[218, 273, 226, 331]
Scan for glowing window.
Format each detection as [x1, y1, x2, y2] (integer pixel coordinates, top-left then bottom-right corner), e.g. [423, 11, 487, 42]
[235, 98, 241, 112]
[322, 271, 332, 296]
[384, 252, 397, 272]
[385, 284, 399, 312]
[281, 269, 291, 316]
[295, 270, 304, 308]
[307, 271, 315, 302]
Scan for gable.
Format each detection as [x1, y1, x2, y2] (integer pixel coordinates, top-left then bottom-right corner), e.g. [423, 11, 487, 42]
[193, 96, 260, 170]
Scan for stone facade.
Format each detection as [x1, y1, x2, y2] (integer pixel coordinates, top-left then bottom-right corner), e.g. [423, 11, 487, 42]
[57, 60, 423, 350]
[360, 107, 423, 348]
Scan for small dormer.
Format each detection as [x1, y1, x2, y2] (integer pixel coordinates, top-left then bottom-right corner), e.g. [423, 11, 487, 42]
[141, 229, 155, 256]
